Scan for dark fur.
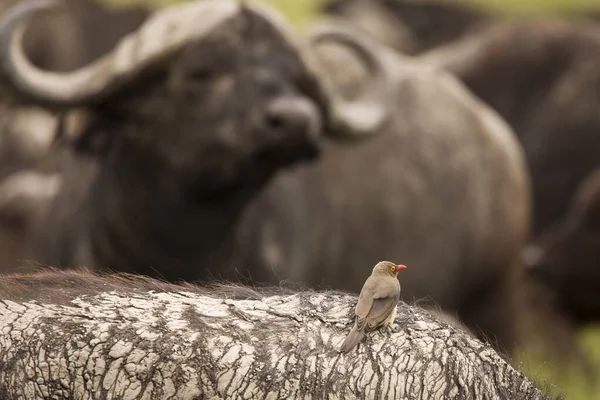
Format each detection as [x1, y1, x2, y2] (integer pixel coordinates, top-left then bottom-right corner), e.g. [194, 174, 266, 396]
[0, 267, 300, 305]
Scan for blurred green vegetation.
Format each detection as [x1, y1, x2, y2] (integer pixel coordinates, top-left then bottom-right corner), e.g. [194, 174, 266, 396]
[472, 0, 600, 15]
[101, 0, 600, 398]
[105, 0, 322, 28]
[516, 325, 600, 399]
[105, 0, 600, 20]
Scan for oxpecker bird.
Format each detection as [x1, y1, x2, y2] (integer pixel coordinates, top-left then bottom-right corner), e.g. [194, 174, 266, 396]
[339, 261, 406, 353]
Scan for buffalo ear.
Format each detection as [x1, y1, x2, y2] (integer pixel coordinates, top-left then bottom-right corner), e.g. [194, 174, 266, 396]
[0, 171, 61, 234]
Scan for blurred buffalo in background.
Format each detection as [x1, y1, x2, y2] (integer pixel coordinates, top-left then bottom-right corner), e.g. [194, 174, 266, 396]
[526, 169, 600, 328]
[0, 0, 532, 355]
[0, 0, 152, 274]
[322, 0, 600, 361]
[419, 22, 600, 351]
[322, 0, 600, 240]
[421, 20, 600, 239]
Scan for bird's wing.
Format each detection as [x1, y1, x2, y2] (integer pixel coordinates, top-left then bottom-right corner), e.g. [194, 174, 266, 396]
[372, 278, 401, 300]
[355, 284, 375, 320]
[355, 276, 400, 329]
[365, 292, 400, 330]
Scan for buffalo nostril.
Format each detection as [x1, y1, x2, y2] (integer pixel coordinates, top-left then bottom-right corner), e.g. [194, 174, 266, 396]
[265, 113, 285, 130]
[264, 97, 321, 139]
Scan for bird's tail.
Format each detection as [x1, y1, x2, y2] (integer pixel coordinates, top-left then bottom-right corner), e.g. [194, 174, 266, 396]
[339, 325, 365, 353]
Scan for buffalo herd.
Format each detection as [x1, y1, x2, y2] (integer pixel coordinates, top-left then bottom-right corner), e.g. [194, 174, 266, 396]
[0, 0, 599, 390]
[324, 0, 600, 366]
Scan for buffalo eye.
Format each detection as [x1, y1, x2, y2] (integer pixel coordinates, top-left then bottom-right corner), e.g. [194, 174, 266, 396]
[188, 68, 217, 82]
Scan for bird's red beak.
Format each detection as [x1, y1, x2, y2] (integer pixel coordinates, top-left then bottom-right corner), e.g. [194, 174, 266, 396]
[397, 264, 407, 271]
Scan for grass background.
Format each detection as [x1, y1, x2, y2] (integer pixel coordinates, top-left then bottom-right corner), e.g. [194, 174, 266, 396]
[100, 0, 600, 398]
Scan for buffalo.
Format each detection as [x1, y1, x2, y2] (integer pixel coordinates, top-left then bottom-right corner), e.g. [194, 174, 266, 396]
[0, 0, 531, 354]
[321, 2, 600, 346]
[0, 269, 553, 399]
[525, 169, 600, 327]
[518, 168, 600, 373]
[420, 19, 600, 367]
[0, 0, 153, 274]
[421, 20, 600, 238]
[322, 1, 600, 239]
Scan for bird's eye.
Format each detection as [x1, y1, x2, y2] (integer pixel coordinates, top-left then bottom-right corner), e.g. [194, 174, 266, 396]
[390, 266, 396, 272]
